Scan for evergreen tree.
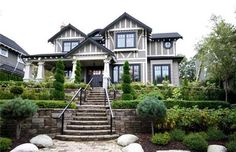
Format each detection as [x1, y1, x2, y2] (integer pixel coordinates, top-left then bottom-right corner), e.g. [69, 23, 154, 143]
[75, 60, 81, 84]
[53, 60, 65, 100]
[122, 61, 133, 100]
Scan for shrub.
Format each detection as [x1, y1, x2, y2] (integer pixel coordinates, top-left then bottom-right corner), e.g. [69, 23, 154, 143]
[122, 61, 133, 100]
[0, 89, 14, 99]
[0, 98, 38, 139]
[183, 133, 208, 152]
[138, 90, 164, 100]
[53, 60, 65, 100]
[206, 127, 226, 141]
[226, 140, 236, 152]
[228, 132, 236, 141]
[170, 129, 185, 141]
[75, 60, 81, 84]
[137, 96, 167, 135]
[196, 132, 208, 140]
[64, 82, 79, 89]
[10, 86, 23, 96]
[0, 71, 22, 81]
[151, 132, 171, 145]
[112, 100, 140, 109]
[0, 137, 12, 152]
[34, 100, 77, 109]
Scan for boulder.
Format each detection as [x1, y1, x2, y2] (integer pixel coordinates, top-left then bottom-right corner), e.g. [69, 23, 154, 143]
[207, 145, 227, 152]
[117, 134, 139, 146]
[30, 134, 53, 148]
[10, 143, 39, 152]
[122, 143, 144, 152]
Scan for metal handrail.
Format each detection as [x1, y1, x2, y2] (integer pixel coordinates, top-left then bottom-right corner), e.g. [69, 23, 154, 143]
[83, 77, 94, 102]
[104, 87, 114, 134]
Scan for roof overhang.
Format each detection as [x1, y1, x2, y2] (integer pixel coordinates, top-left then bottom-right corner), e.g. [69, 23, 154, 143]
[147, 56, 184, 63]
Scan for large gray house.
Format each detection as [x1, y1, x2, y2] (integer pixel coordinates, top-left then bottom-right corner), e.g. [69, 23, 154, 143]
[0, 34, 29, 78]
[23, 12, 183, 87]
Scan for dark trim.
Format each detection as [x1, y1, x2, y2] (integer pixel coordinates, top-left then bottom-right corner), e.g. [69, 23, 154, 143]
[48, 24, 87, 43]
[152, 64, 171, 84]
[148, 56, 184, 63]
[100, 12, 152, 35]
[87, 29, 102, 37]
[62, 40, 80, 52]
[115, 32, 136, 49]
[151, 33, 183, 40]
[23, 52, 66, 58]
[65, 38, 114, 57]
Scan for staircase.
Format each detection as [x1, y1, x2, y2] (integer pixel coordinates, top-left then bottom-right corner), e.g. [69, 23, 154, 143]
[56, 87, 118, 141]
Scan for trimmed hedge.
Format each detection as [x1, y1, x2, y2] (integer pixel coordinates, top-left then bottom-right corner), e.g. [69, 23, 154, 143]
[112, 100, 230, 109]
[0, 71, 22, 81]
[0, 100, 77, 109]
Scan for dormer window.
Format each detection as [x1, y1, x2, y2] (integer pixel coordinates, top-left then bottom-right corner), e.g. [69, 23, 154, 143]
[116, 32, 136, 49]
[63, 41, 79, 52]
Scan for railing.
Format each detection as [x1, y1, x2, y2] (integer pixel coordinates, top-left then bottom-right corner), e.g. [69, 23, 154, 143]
[58, 77, 94, 135]
[108, 77, 117, 100]
[58, 88, 82, 134]
[104, 87, 114, 135]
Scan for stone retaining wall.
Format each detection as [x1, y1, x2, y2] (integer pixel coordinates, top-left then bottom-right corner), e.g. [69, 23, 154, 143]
[113, 109, 151, 134]
[0, 109, 76, 138]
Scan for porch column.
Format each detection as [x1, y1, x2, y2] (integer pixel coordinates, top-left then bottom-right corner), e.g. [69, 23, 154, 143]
[103, 58, 110, 89]
[23, 62, 33, 82]
[36, 61, 45, 82]
[71, 60, 77, 81]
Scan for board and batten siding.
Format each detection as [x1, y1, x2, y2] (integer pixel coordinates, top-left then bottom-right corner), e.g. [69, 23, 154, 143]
[148, 41, 176, 56]
[0, 51, 24, 70]
[54, 29, 86, 52]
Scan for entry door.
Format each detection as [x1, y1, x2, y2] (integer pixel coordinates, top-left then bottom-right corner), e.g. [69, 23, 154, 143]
[87, 68, 103, 87]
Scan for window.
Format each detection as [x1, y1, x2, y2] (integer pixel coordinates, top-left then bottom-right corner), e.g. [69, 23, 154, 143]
[153, 64, 171, 84]
[63, 41, 79, 52]
[0, 48, 8, 57]
[113, 64, 140, 83]
[116, 32, 135, 48]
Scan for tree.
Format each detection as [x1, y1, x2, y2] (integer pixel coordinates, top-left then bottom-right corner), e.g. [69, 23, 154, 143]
[0, 98, 38, 139]
[122, 61, 133, 100]
[195, 15, 236, 101]
[53, 60, 65, 100]
[136, 96, 167, 136]
[74, 60, 81, 84]
[179, 56, 196, 82]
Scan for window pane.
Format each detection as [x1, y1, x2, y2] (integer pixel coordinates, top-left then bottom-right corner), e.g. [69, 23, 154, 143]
[71, 42, 79, 49]
[63, 42, 71, 52]
[126, 33, 135, 47]
[133, 65, 140, 81]
[117, 34, 125, 48]
[162, 65, 169, 79]
[113, 66, 119, 83]
[154, 66, 162, 83]
[119, 66, 123, 82]
[0, 48, 8, 56]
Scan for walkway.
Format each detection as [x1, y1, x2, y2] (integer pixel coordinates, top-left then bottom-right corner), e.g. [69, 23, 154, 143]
[39, 139, 122, 152]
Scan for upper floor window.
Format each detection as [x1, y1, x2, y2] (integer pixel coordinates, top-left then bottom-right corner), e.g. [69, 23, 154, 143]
[0, 48, 8, 57]
[116, 32, 136, 49]
[63, 41, 79, 52]
[153, 64, 171, 84]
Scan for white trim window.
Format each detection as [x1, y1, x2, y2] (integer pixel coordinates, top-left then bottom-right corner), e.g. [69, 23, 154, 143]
[0, 48, 8, 57]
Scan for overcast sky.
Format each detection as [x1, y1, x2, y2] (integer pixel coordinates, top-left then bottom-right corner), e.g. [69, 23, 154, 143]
[0, 0, 235, 58]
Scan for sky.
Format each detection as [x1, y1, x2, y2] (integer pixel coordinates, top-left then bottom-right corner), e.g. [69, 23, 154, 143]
[0, 0, 235, 58]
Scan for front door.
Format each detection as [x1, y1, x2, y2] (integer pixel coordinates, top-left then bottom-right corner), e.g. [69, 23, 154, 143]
[87, 67, 103, 87]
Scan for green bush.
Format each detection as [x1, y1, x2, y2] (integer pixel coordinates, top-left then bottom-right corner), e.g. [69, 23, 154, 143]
[10, 86, 24, 96]
[137, 90, 164, 100]
[0, 137, 12, 152]
[79, 82, 90, 89]
[64, 82, 79, 89]
[170, 129, 185, 141]
[34, 100, 77, 109]
[206, 127, 226, 141]
[53, 60, 65, 100]
[226, 140, 236, 152]
[196, 132, 208, 140]
[0, 71, 22, 81]
[163, 100, 230, 109]
[112, 100, 140, 109]
[228, 132, 236, 141]
[151, 132, 171, 145]
[122, 61, 133, 100]
[0, 89, 14, 99]
[122, 94, 133, 100]
[75, 60, 81, 84]
[183, 133, 208, 152]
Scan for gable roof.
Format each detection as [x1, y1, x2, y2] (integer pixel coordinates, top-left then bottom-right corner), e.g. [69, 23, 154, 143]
[151, 32, 183, 40]
[0, 34, 29, 55]
[65, 38, 114, 57]
[100, 12, 152, 35]
[87, 29, 102, 37]
[48, 24, 87, 43]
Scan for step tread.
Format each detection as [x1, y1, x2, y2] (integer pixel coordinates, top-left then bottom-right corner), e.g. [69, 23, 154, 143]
[56, 134, 119, 140]
[64, 129, 115, 133]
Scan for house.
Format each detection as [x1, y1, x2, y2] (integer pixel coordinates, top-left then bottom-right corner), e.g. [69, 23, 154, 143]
[0, 34, 29, 80]
[23, 12, 183, 87]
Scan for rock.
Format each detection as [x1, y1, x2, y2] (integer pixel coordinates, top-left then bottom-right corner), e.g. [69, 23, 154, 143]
[122, 143, 144, 152]
[117, 134, 139, 146]
[10, 143, 39, 152]
[207, 145, 227, 152]
[30, 134, 53, 148]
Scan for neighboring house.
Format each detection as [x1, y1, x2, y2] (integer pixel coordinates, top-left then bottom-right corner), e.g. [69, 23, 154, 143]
[23, 12, 183, 87]
[0, 34, 29, 78]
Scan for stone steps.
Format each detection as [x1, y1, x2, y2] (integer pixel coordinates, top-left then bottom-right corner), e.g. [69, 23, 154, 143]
[63, 129, 116, 135]
[67, 125, 110, 130]
[76, 113, 106, 116]
[73, 116, 107, 121]
[56, 134, 119, 141]
[69, 120, 108, 125]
